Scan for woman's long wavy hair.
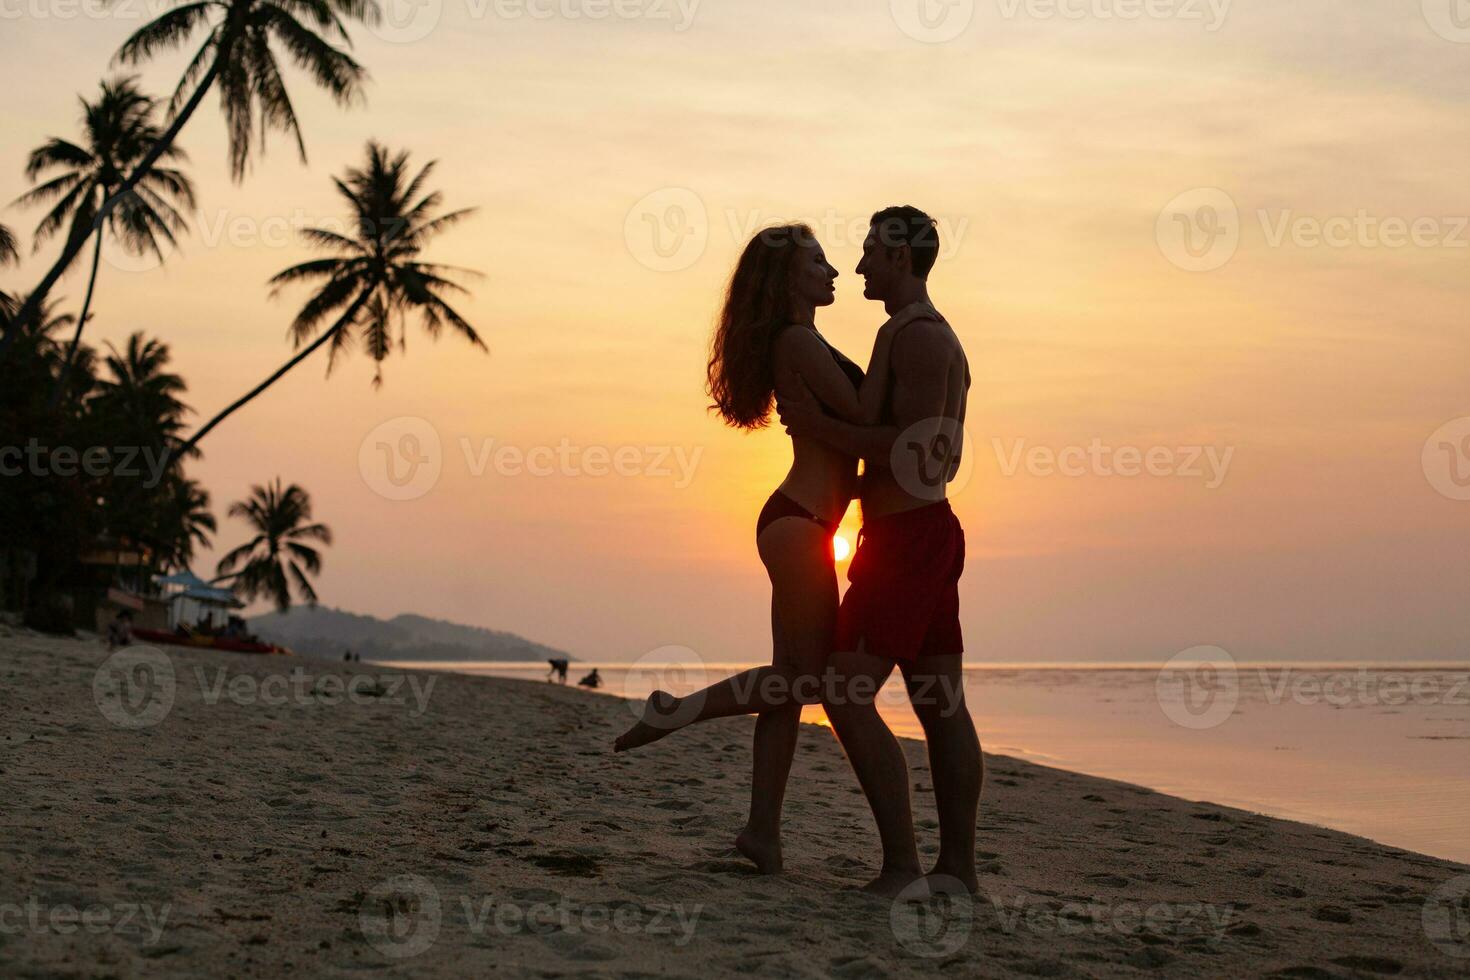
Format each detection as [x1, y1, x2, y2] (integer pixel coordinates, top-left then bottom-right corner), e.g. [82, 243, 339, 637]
[706, 223, 814, 429]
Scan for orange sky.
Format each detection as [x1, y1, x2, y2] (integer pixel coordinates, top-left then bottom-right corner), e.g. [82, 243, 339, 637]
[3, 3, 1467, 663]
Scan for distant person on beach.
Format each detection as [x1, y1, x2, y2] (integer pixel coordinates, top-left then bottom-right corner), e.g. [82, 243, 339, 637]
[106, 610, 133, 650]
[578, 668, 602, 689]
[614, 221, 935, 877]
[547, 658, 569, 684]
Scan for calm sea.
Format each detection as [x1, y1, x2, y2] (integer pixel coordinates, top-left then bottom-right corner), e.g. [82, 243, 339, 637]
[374, 659, 1470, 866]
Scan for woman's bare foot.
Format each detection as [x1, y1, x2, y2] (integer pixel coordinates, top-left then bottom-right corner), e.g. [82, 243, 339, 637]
[859, 868, 925, 898]
[613, 690, 682, 752]
[735, 827, 783, 874]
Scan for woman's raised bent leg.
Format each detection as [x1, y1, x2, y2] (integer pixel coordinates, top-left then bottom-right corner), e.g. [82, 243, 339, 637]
[612, 518, 835, 752]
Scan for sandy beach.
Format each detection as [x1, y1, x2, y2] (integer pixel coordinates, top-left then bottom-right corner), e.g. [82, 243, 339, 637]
[3, 627, 1467, 978]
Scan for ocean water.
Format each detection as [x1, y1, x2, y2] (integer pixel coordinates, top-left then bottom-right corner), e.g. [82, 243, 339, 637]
[375, 659, 1470, 866]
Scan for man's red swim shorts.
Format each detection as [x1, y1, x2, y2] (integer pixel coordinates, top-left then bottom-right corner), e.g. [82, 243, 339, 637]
[836, 499, 965, 662]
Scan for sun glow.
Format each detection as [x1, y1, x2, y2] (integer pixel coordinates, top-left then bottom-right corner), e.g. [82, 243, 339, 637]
[833, 534, 852, 562]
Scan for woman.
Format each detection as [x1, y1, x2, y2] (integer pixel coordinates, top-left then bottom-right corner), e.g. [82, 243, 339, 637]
[614, 224, 929, 874]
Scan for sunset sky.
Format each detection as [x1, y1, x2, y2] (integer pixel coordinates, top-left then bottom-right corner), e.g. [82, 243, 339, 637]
[3, 2, 1467, 664]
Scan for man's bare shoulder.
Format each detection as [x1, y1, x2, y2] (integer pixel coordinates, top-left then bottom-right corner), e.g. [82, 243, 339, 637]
[892, 315, 964, 366]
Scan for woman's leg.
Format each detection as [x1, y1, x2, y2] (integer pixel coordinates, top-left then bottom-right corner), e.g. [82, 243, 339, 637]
[613, 519, 836, 752]
[736, 595, 800, 872]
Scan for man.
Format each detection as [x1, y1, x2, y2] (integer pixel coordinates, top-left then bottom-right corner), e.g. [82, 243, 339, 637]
[778, 205, 981, 897]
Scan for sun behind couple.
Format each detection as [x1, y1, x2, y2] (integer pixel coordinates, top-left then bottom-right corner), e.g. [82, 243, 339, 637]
[615, 207, 980, 897]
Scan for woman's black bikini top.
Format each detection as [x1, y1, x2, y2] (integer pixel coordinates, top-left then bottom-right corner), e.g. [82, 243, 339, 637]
[814, 330, 866, 391]
[777, 323, 864, 391]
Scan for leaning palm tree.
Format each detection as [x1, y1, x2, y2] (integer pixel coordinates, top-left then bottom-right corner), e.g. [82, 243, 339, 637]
[2, 0, 379, 347]
[15, 76, 196, 404]
[216, 479, 330, 612]
[171, 141, 484, 462]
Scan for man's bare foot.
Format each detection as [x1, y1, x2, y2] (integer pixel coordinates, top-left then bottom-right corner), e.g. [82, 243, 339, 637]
[735, 828, 783, 874]
[613, 690, 682, 752]
[924, 868, 979, 895]
[859, 868, 924, 898]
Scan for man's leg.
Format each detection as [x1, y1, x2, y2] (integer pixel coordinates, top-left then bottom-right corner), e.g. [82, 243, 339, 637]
[822, 644, 922, 896]
[902, 653, 982, 892]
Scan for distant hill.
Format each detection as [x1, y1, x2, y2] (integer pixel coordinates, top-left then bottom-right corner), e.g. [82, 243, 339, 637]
[249, 606, 572, 663]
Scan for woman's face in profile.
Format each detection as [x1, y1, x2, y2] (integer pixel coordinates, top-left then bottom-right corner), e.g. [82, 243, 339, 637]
[792, 241, 839, 309]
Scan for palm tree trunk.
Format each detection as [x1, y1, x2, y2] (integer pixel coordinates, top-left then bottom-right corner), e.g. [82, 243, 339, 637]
[45, 227, 103, 411]
[167, 289, 373, 468]
[105, 290, 371, 527]
[1, 56, 225, 357]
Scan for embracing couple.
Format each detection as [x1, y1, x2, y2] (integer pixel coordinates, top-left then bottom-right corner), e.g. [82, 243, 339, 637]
[615, 205, 980, 897]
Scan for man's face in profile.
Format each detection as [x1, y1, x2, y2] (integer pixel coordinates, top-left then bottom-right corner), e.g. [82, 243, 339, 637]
[856, 227, 901, 302]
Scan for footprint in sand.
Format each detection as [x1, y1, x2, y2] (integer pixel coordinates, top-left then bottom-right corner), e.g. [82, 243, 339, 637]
[525, 852, 602, 877]
[1084, 873, 1130, 888]
[687, 859, 757, 875]
[1330, 955, 1403, 975]
[539, 932, 617, 962]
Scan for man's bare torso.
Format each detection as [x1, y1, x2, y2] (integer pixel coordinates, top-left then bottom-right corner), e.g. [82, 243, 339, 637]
[861, 314, 970, 519]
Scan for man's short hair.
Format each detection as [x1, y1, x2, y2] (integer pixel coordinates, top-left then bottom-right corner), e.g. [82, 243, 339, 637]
[870, 205, 939, 279]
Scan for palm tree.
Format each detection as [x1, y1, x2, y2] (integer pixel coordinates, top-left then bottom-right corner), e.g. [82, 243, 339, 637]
[0, 223, 18, 322]
[216, 479, 330, 611]
[1, 293, 76, 362]
[94, 332, 194, 452]
[172, 141, 484, 461]
[154, 476, 216, 572]
[85, 332, 201, 566]
[2, 0, 380, 348]
[15, 76, 197, 404]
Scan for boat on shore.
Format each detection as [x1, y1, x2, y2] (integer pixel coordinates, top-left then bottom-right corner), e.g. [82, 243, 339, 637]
[132, 628, 291, 656]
